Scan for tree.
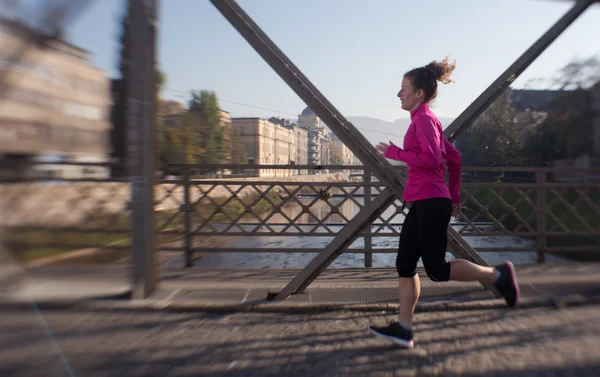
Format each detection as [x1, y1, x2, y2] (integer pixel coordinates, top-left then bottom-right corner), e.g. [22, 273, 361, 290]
[526, 55, 600, 90]
[456, 55, 600, 167]
[187, 90, 228, 164]
[523, 55, 599, 164]
[455, 89, 533, 167]
[182, 112, 204, 164]
[527, 89, 593, 163]
[162, 128, 186, 166]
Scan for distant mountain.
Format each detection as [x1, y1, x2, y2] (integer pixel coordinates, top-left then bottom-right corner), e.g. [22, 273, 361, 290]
[346, 116, 454, 146]
[272, 114, 455, 147]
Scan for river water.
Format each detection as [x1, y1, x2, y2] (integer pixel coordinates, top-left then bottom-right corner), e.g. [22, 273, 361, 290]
[191, 196, 570, 268]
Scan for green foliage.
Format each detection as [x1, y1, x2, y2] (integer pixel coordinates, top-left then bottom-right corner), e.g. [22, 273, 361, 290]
[455, 90, 534, 167]
[157, 90, 235, 168]
[455, 55, 599, 167]
[527, 89, 593, 163]
[187, 90, 228, 164]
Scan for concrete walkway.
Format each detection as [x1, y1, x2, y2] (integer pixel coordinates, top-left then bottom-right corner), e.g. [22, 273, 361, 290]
[2, 302, 599, 376]
[2, 262, 600, 376]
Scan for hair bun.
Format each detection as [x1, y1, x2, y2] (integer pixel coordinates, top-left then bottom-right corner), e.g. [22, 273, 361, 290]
[425, 56, 456, 84]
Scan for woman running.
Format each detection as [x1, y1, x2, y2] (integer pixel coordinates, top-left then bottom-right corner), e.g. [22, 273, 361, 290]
[369, 56, 519, 348]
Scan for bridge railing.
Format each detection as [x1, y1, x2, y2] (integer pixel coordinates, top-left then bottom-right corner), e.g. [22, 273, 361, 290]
[156, 164, 600, 266]
[459, 166, 600, 263]
[1, 162, 599, 266]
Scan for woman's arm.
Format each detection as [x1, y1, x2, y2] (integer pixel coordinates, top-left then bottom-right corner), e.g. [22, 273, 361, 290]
[384, 115, 442, 169]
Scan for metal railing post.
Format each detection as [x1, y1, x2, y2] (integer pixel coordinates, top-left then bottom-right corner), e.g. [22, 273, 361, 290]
[536, 171, 547, 263]
[128, 0, 159, 299]
[182, 167, 193, 267]
[363, 168, 373, 267]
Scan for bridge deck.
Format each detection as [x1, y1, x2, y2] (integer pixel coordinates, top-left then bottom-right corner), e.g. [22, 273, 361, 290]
[3, 262, 599, 310]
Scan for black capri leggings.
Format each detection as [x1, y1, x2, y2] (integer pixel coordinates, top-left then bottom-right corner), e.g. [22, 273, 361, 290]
[396, 197, 453, 282]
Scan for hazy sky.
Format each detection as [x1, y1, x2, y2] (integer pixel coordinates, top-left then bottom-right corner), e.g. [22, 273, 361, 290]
[58, 0, 600, 122]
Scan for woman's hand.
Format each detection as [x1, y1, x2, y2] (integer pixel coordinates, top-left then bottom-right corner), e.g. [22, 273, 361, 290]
[452, 202, 461, 218]
[376, 142, 390, 156]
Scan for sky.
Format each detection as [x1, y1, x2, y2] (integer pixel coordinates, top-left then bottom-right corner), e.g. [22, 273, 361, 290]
[33, 1, 600, 122]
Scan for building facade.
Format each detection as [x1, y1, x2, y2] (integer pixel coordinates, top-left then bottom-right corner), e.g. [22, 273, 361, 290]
[331, 135, 355, 166]
[268, 117, 297, 165]
[298, 107, 331, 172]
[231, 118, 294, 177]
[298, 107, 322, 130]
[294, 126, 309, 174]
[0, 19, 111, 178]
[268, 116, 311, 174]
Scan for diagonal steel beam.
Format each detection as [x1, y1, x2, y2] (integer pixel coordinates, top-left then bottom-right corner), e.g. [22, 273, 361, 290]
[444, 0, 593, 142]
[210, 0, 391, 190]
[277, 188, 494, 299]
[279, 187, 397, 296]
[211, 0, 491, 301]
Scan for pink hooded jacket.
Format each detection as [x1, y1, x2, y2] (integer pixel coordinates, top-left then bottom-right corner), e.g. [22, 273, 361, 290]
[384, 103, 462, 203]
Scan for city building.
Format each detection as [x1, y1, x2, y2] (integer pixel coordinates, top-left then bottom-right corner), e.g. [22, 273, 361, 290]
[294, 126, 309, 175]
[298, 107, 330, 172]
[268, 117, 310, 174]
[0, 18, 111, 178]
[268, 116, 293, 129]
[269, 117, 296, 166]
[231, 118, 294, 177]
[298, 107, 322, 129]
[218, 110, 233, 170]
[330, 134, 355, 166]
[219, 110, 231, 128]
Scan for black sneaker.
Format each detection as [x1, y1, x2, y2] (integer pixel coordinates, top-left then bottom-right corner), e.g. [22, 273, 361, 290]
[369, 321, 414, 348]
[494, 261, 520, 308]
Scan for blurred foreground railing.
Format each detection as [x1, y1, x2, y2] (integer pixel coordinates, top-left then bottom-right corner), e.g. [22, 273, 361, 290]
[1, 162, 599, 266]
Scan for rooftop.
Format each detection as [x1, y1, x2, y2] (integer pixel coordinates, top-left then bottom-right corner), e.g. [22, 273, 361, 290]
[300, 107, 317, 117]
[0, 17, 90, 61]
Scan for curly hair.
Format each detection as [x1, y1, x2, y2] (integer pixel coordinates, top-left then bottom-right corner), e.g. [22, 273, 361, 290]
[404, 55, 457, 102]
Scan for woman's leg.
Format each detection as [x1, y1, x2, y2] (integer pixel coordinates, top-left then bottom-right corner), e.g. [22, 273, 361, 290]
[418, 199, 454, 283]
[448, 259, 496, 284]
[396, 205, 422, 327]
[398, 275, 420, 327]
[419, 199, 520, 307]
[369, 205, 420, 347]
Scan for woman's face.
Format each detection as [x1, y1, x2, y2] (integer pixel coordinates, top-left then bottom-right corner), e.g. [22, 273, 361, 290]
[398, 76, 423, 112]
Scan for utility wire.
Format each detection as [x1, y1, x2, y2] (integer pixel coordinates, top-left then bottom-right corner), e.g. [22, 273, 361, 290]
[163, 87, 404, 139]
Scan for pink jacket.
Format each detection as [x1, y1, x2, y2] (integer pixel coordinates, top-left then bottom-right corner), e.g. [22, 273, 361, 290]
[384, 103, 462, 203]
